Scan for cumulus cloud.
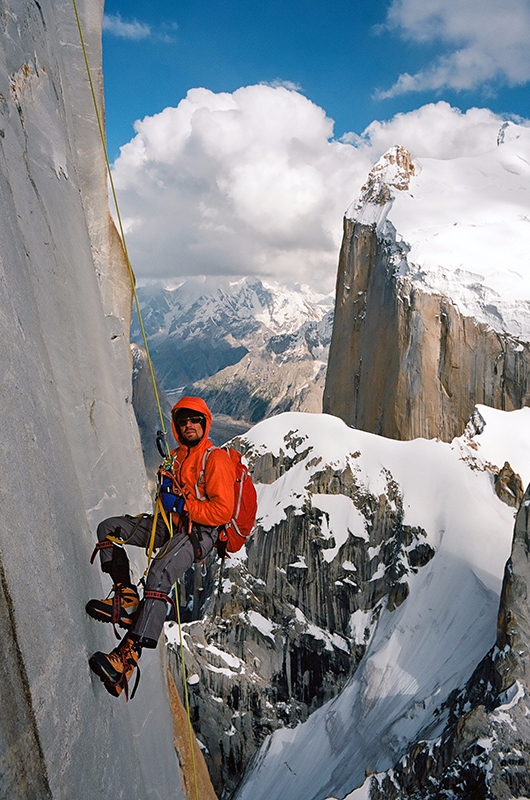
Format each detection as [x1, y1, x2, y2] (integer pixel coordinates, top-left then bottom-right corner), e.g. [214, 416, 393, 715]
[112, 86, 518, 289]
[376, 0, 530, 98]
[348, 102, 513, 158]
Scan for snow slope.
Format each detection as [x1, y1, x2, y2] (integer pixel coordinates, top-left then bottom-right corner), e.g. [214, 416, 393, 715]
[235, 406, 530, 800]
[347, 123, 530, 341]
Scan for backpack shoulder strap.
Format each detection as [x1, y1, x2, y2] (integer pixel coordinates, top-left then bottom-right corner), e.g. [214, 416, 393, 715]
[195, 445, 221, 499]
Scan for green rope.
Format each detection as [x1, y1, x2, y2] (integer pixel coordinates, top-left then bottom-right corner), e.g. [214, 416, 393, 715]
[72, 8, 200, 797]
[174, 582, 201, 800]
[71, 0, 169, 456]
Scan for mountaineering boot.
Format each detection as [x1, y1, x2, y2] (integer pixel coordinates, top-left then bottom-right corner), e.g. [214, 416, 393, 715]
[89, 636, 142, 699]
[85, 583, 140, 630]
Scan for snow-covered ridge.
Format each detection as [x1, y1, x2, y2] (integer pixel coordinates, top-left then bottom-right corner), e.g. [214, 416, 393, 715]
[132, 276, 334, 425]
[135, 276, 333, 341]
[234, 405, 530, 800]
[347, 122, 530, 341]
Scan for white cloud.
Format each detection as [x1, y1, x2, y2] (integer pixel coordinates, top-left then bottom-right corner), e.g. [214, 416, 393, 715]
[111, 87, 518, 289]
[262, 79, 304, 91]
[102, 14, 177, 43]
[103, 13, 152, 40]
[377, 0, 530, 97]
[351, 102, 512, 158]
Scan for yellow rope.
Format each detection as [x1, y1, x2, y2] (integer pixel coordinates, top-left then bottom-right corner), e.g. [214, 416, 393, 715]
[71, 0, 169, 456]
[175, 582, 201, 800]
[72, 7, 200, 798]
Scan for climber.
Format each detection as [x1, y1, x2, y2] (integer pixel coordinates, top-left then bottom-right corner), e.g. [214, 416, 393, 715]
[86, 396, 235, 698]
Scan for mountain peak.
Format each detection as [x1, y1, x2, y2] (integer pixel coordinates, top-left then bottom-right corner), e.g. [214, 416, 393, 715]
[346, 145, 414, 231]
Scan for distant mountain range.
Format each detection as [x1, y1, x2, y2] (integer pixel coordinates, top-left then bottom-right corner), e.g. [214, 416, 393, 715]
[131, 277, 333, 440]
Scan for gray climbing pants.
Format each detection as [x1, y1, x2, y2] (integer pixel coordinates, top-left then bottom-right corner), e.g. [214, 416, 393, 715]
[96, 514, 219, 647]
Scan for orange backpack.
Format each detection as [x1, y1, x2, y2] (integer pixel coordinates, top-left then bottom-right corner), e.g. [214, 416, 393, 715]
[197, 446, 258, 556]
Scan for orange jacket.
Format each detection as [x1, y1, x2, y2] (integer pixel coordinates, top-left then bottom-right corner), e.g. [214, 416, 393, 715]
[169, 396, 235, 528]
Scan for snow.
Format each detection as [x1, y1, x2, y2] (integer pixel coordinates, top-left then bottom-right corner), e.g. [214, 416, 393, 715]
[289, 556, 308, 568]
[235, 407, 530, 800]
[349, 610, 373, 645]
[347, 123, 530, 340]
[294, 609, 350, 654]
[339, 777, 373, 799]
[244, 610, 279, 642]
[495, 681, 525, 713]
[458, 405, 530, 488]
[205, 643, 245, 671]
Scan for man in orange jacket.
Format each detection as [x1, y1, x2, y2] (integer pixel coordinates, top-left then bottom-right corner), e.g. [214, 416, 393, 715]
[86, 396, 235, 698]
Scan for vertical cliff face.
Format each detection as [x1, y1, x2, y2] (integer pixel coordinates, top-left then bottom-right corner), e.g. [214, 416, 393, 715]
[324, 218, 530, 441]
[0, 2, 186, 797]
[324, 138, 530, 442]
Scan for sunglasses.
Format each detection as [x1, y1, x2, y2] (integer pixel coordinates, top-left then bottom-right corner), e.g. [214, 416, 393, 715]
[173, 414, 205, 426]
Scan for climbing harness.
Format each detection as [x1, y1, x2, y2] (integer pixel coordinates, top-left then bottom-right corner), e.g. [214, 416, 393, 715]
[73, 5, 200, 795]
[144, 589, 178, 619]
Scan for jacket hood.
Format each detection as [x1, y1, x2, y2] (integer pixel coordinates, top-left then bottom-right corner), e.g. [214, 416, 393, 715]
[171, 396, 212, 446]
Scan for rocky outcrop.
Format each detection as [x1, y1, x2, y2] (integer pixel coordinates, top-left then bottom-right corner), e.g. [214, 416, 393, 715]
[167, 428, 435, 798]
[323, 144, 530, 442]
[323, 216, 530, 441]
[495, 461, 524, 508]
[363, 484, 530, 800]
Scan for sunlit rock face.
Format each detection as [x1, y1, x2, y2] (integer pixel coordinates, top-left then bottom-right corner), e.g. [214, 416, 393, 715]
[0, 2, 185, 796]
[324, 138, 530, 442]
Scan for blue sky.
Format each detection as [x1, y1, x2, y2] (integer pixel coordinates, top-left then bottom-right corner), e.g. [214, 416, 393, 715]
[101, 0, 530, 286]
[102, 0, 529, 160]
